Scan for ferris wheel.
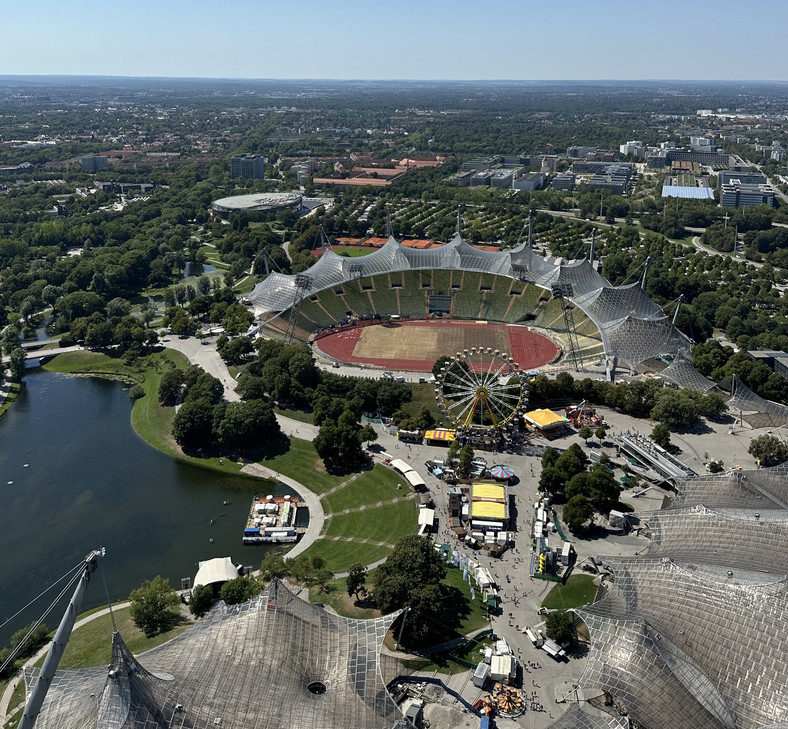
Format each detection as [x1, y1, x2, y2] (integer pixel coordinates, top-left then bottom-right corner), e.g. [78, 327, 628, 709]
[434, 348, 529, 433]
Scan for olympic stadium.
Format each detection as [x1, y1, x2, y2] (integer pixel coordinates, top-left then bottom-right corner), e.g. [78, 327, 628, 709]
[246, 231, 690, 373]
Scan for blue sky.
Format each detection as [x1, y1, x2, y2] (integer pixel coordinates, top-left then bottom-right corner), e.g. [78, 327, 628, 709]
[4, 0, 787, 80]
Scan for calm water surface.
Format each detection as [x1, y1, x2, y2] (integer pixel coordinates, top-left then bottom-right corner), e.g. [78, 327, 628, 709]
[0, 370, 294, 645]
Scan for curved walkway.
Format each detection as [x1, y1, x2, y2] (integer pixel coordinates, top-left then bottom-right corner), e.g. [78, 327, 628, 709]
[0, 601, 131, 723]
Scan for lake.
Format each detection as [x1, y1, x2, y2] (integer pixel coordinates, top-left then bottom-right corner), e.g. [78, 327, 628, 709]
[0, 369, 295, 646]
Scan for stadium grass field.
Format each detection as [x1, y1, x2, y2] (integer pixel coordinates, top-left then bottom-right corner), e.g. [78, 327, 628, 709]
[315, 319, 560, 371]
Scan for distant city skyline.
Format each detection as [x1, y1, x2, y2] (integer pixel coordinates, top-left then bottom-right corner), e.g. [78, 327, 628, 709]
[4, 0, 788, 82]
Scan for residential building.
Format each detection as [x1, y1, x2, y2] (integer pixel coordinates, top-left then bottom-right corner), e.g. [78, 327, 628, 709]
[80, 155, 109, 172]
[588, 163, 633, 196]
[230, 154, 266, 179]
[619, 140, 644, 158]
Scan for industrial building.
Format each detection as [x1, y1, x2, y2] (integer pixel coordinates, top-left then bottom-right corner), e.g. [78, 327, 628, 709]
[211, 192, 303, 217]
[512, 171, 545, 191]
[551, 173, 576, 191]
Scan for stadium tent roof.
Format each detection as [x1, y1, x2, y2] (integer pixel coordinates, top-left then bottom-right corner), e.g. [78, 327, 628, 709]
[25, 581, 407, 729]
[193, 556, 238, 588]
[545, 702, 629, 729]
[573, 468, 788, 729]
[246, 232, 691, 370]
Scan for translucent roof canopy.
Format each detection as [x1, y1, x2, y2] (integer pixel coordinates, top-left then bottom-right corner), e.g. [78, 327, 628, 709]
[574, 469, 788, 729]
[25, 581, 407, 729]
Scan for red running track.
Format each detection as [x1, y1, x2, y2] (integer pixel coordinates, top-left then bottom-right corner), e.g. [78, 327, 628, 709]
[315, 320, 559, 372]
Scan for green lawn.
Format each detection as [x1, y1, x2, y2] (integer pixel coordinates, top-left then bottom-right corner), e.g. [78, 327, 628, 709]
[443, 565, 491, 635]
[400, 382, 446, 426]
[257, 437, 347, 495]
[307, 575, 380, 619]
[323, 501, 417, 544]
[299, 539, 391, 574]
[0, 382, 21, 419]
[541, 574, 597, 609]
[322, 467, 405, 513]
[273, 405, 315, 424]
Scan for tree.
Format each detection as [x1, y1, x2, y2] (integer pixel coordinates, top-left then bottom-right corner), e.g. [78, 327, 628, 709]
[432, 356, 452, 379]
[189, 584, 214, 618]
[545, 611, 577, 645]
[707, 459, 725, 474]
[457, 444, 475, 478]
[313, 420, 362, 470]
[346, 562, 368, 600]
[107, 297, 132, 319]
[562, 495, 594, 533]
[9, 348, 26, 383]
[219, 576, 261, 605]
[651, 423, 671, 449]
[172, 397, 217, 450]
[650, 389, 700, 428]
[594, 426, 607, 443]
[215, 400, 279, 453]
[158, 369, 185, 406]
[288, 554, 333, 590]
[539, 466, 564, 496]
[259, 553, 289, 582]
[748, 434, 788, 467]
[222, 303, 254, 335]
[359, 423, 377, 447]
[374, 535, 446, 612]
[129, 575, 180, 638]
[541, 447, 560, 469]
[578, 426, 592, 444]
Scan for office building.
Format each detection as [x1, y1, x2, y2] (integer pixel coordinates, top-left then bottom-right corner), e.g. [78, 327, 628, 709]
[720, 181, 775, 208]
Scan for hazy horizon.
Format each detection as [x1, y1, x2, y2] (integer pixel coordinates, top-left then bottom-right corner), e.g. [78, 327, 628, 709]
[4, 0, 787, 82]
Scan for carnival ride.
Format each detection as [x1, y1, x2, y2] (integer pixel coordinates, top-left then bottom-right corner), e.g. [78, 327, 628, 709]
[434, 348, 529, 439]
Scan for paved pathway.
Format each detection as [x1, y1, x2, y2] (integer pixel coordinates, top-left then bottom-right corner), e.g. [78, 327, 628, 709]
[0, 601, 131, 723]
